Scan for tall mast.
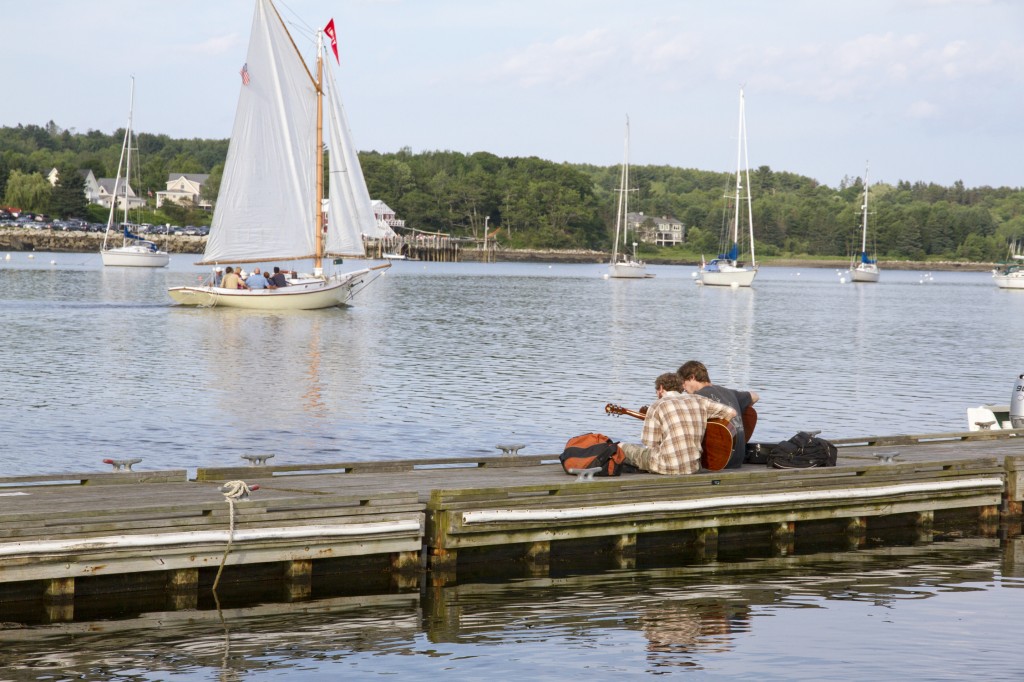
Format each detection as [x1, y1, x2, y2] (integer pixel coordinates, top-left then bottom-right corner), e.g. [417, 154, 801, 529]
[861, 163, 870, 254]
[314, 32, 325, 273]
[611, 117, 628, 264]
[732, 89, 744, 256]
[104, 77, 134, 252]
[741, 89, 755, 266]
[622, 116, 630, 249]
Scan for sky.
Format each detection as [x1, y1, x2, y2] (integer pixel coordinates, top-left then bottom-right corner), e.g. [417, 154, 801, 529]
[1, 0, 1022, 189]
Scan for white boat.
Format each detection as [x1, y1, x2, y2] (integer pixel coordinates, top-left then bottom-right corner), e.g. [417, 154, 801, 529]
[101, 78, 170, 268]
[992, 239, 1024, 289]
[849, 164, 880, 283]
[608, 117, 651, 279]
[697, 89, 757, 287]
[168, 0, 390, 309]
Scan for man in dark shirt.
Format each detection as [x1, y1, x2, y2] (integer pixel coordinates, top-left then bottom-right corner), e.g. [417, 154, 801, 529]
[677, 360, 759, 469]
[269, 266, 289, 287]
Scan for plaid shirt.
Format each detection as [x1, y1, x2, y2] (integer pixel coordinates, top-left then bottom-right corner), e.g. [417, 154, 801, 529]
[641, 391, 737, 474]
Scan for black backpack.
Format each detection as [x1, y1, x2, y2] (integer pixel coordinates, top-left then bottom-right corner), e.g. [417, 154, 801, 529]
[746, 431, 838, 469]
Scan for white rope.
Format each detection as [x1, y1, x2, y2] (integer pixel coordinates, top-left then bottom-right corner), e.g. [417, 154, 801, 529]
[212, 480, 255, 592]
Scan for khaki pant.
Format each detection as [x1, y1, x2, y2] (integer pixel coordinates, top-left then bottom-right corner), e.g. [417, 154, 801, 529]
[620, 442, 653, 472]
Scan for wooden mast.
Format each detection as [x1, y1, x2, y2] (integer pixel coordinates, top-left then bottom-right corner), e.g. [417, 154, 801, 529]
[314, 32, 325, 273]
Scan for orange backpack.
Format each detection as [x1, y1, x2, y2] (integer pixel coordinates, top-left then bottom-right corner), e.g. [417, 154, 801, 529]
[558, 432, 626, 476]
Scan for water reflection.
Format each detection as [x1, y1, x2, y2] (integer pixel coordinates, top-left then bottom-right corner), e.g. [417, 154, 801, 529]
[4, 535, 1019, 679]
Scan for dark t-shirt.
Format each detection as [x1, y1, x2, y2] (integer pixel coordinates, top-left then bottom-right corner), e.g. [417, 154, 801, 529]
[696, 385, 753, 468]
[270, 273, 288, 287]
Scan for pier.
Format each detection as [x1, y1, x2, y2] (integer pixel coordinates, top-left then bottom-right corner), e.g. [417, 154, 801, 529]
[2, 429, 1022, 624]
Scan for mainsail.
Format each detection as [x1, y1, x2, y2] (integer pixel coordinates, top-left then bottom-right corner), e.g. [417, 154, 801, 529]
[201, 0, 372, 264]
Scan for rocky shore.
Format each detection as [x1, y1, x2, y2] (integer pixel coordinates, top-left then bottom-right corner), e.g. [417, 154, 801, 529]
[0, 228, 995, 272]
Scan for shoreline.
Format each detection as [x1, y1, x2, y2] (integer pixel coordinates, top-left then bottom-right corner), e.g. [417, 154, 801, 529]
[0, 228, 996, 272]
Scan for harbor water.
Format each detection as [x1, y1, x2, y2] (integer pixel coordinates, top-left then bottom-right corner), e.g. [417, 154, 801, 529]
[2, 253, 1023, 679]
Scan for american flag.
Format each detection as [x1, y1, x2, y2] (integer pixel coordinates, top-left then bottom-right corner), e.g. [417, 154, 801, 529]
[240, 63, 250, 86]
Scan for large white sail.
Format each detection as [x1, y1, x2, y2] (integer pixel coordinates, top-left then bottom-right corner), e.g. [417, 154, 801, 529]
[323, 59, 377, 255]
[202, 0, 318, 264]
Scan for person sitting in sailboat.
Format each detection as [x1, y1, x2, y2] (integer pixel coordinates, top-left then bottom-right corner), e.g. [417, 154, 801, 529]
[245, 267, 269, 290]
[221, 266, 248, 290]
[269, 266, 289, 288]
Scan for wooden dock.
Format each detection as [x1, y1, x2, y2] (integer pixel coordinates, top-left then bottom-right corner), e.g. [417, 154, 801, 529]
[2, 429, 1022, 623]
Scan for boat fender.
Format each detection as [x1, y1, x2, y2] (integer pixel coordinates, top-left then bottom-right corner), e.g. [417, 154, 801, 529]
[1011, 374, 1024, 428]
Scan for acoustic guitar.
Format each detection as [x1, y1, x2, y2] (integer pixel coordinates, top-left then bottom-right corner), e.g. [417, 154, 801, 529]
[604, 403, 736, 471]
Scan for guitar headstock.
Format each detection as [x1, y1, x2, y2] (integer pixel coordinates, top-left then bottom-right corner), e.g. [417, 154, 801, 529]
[605, 403, 626, 415]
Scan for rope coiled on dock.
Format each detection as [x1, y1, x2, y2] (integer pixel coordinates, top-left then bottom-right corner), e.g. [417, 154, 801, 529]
[212, 480, 256, 593]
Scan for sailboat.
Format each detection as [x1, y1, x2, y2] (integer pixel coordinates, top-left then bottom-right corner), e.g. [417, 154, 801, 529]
[168, 0, 390, 310]
[100, 77, 170, 268]
[850, 164, 880, 283]
[608, 117, 651, 279]
[992, 238, 1024, 289]
[696, 88, 757, 287]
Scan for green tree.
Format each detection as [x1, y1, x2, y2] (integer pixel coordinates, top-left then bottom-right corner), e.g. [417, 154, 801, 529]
[50, 168, 88, 218]
[3, 170, 52, 213]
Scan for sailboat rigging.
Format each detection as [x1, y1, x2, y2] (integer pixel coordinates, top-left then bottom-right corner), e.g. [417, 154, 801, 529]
[101, 77, 170, 268]
[608, 117, 651, 279]
[696, 88, 757, 287]
[849, 164, 880, 283]
[168, 0, 389, 309]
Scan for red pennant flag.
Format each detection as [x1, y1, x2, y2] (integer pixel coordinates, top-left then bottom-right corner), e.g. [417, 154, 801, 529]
[324, 19, 339, 64]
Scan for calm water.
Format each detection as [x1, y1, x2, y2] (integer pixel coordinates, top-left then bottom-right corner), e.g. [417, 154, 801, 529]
[1, 253, 1022, 477]
[2, 252, 1024, 679]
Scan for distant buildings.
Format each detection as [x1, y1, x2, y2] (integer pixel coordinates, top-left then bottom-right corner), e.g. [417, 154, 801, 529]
[155, 174, 211, 210]
[627, 212, 685, 246]
[372, 200, 405, 229]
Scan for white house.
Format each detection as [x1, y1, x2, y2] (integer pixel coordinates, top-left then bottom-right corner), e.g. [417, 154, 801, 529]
[156, 173, 211, 209]
[629, 211, 685, 247]
[46, 168, 103, 205]
[96, 177, 146, 211]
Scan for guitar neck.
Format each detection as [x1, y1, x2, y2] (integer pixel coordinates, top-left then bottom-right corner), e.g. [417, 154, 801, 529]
[605, 404, 647, 420]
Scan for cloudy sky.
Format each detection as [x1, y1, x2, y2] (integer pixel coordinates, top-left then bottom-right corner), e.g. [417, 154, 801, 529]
[1, 0, 1021, 188]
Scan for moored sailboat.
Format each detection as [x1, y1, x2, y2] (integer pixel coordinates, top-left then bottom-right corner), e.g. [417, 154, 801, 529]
[993, 238, 1024, 289]
[168, 0, 389, 309]
[850, 164, 880, 283]
[697, 88, 757, 287]
[101, 77, 170, 268]
[608, 117, 651, 279]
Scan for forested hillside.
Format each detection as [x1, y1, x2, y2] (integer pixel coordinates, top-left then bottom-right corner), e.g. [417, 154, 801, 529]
[3, 122, 1023, 261]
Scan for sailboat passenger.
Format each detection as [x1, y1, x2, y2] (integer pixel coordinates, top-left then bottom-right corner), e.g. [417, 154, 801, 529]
[246, 267, 268, 290]
[269, 266, 289, 287]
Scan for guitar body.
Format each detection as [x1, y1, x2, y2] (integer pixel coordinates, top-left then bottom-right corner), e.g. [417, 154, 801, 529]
[701, 418, 735, 471]
[605, 403, 736, 471]
[742, 406, 757, 442]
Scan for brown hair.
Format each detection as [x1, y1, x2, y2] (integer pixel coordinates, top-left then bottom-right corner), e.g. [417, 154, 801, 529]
[655, 372, 683, 393]
[677, 360, 710, 383]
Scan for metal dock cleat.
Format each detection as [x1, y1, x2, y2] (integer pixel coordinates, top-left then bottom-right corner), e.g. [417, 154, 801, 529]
[102, 458, 142, 471]
[241, 453, 275, 466]
[567, 466, 602, 482]
[495, 443, 526, 458]
[874, 451, 901, 463]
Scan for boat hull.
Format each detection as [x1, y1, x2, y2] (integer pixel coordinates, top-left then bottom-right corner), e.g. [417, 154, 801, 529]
[696, 266, 757, 287]
[850, 264, 880, 283]
[101, 246, 170, 268]
[994, 273, 1024, 289]
[168, 267, 381, 310]
[608, 260, 652, 279]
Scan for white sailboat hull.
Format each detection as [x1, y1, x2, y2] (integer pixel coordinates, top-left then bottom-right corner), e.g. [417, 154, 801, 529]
[993, 270, 1024, 289]
[101, 245, 170, 268]
[609, 260, 652, 278]
[850, 263, 880, 282]
[697, 265, 757, 287]
[168, 267, 383, 310]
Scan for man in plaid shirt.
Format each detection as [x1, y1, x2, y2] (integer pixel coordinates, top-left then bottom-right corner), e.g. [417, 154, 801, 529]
[620, 372, 737, 474]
